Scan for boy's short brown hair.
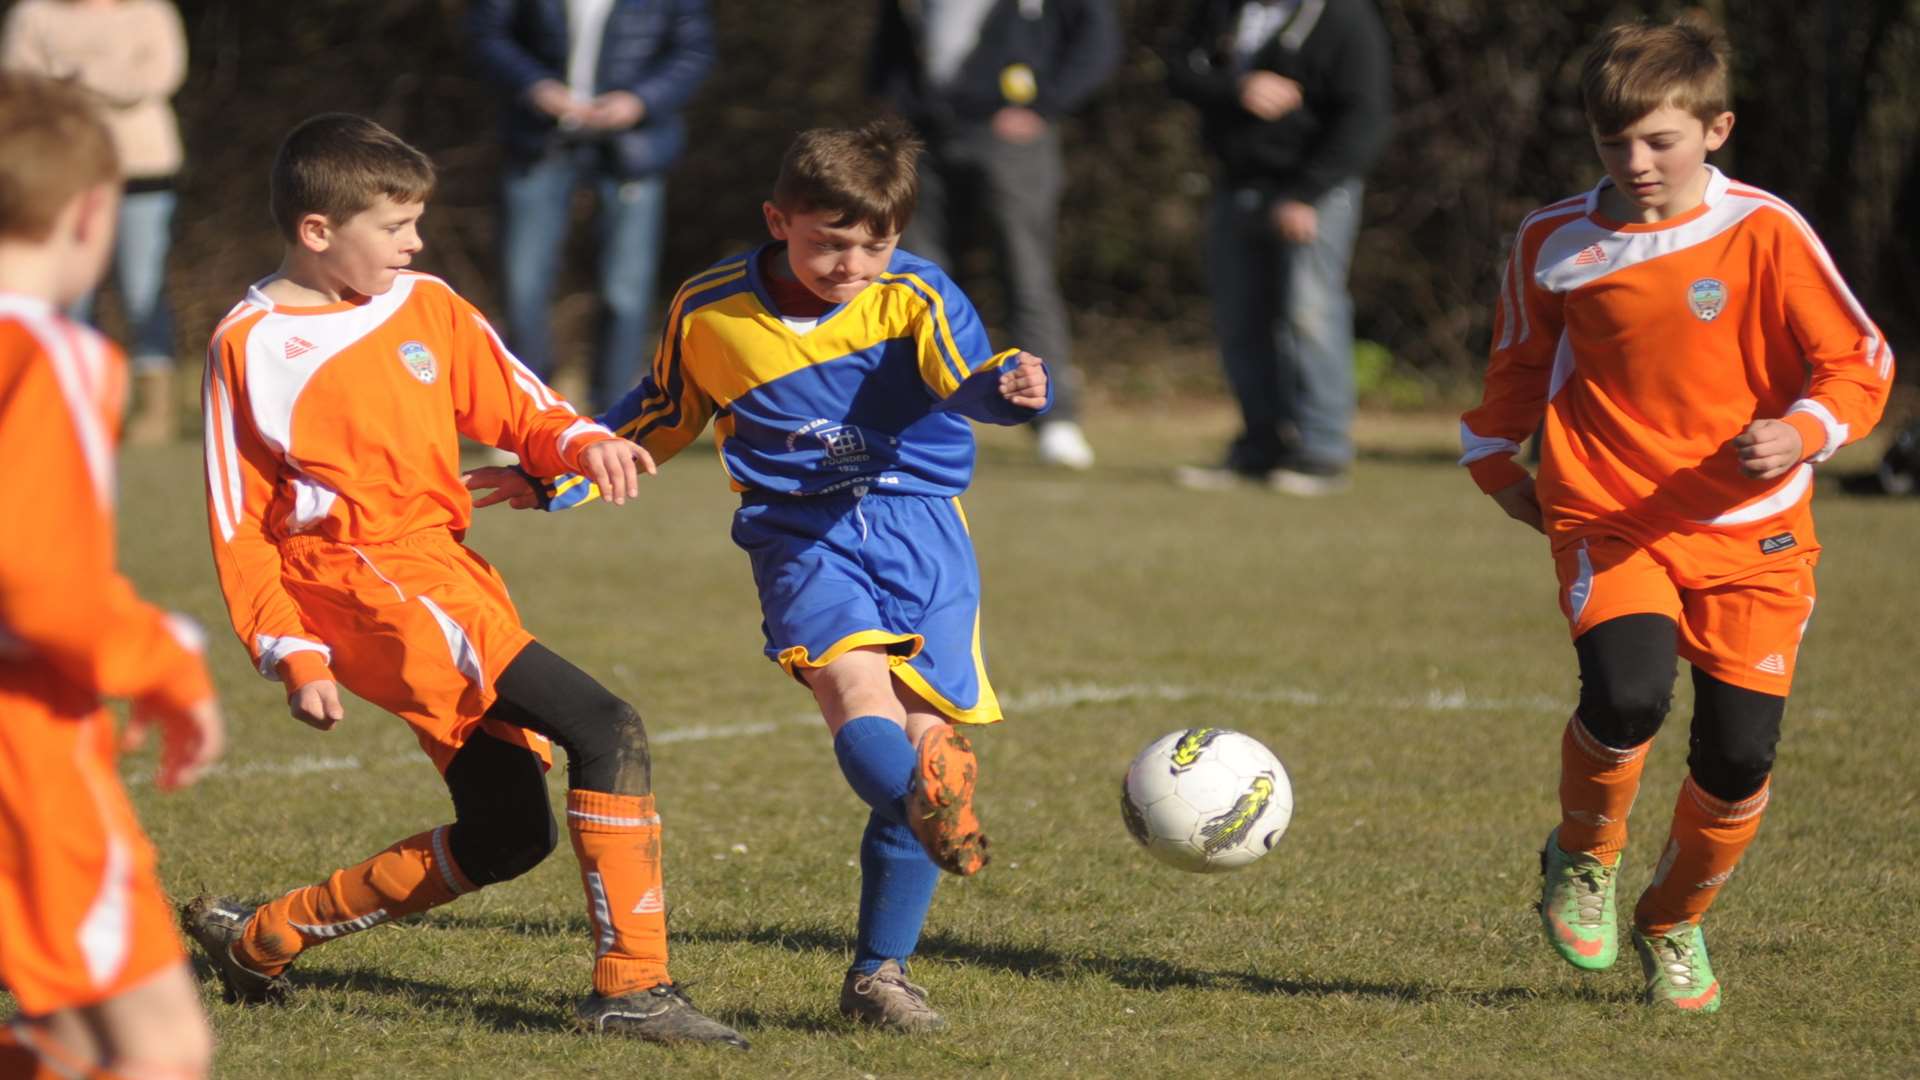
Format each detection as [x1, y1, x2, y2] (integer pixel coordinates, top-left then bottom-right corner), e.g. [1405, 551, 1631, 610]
[270, 113, 435, 241]
[1581, 15, 1731, 135]
[771, 118, 923, 237]
[0, 73, 119, 241]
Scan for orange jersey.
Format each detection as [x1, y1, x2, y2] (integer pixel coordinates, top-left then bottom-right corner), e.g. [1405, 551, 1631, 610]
[1, 294, 210, 1015]
[0, 295, 212, 714]
[202, 271, 615, 686]
[1462, 168, 1893, 585]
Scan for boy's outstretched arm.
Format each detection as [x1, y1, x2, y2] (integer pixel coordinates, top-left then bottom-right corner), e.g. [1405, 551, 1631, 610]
[932, 349, 1055, 424]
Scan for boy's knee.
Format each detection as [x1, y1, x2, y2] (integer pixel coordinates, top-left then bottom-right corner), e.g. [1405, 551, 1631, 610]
[571, 698, 652, 796]
[1688, 682, 1784, 802]
[1578, 673, 1672, 747]
[452, 812, 559, 887]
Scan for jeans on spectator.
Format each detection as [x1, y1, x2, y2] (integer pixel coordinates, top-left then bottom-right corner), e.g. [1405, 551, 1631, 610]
[500, 145, 666, 411]
[1207, 179, 1363, 469]
[903, 124, 1080, 424]
[72, 187, 177, 371]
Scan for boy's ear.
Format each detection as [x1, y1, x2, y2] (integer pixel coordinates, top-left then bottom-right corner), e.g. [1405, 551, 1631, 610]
[71, 183, 117, 245]
[1705, 111, 1735, 152]
[295, 211, 334, 253]
[762, 201, 788, 240]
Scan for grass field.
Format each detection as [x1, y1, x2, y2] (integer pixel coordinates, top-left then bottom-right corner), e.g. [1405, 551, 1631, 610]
[21, 405, 1920, 1078]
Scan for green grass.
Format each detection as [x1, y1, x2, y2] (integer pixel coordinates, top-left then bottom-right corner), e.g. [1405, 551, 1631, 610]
[24, 405, 1920, 1077]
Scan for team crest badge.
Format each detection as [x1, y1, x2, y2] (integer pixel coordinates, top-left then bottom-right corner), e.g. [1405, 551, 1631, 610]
[398, 340, 437, 384]
[1687, 278, 1727, 322]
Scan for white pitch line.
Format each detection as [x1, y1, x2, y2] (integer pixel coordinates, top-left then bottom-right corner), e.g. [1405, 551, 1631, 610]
[128, 682, 1579, 787]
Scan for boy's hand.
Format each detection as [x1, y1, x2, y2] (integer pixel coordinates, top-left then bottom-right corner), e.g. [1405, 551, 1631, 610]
[123, 695, 225, 791]
[579, 439, 656, 506]
[999, 352, 1049, 410]
[289, 680, 344, 732]
[1238, 71, 1303, 122]
[1490, 475, 1546, 534]
[465, 465, 540, 510]
[1733, 419, 1805, 480]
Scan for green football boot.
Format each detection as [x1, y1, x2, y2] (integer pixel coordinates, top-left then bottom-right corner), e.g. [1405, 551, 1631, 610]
[1632, 922, 1722, 1013]
[1538, 827, 1620, 970]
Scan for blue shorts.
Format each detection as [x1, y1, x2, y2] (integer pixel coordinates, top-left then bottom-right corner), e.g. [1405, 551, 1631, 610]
[730, 490, 1002, 724]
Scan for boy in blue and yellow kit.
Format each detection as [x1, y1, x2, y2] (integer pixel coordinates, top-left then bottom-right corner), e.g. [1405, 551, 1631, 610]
[469, 118, 1052, 1031]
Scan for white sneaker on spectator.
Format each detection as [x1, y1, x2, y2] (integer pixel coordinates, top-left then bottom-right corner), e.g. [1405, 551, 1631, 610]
[1036, 420, 1095, 470]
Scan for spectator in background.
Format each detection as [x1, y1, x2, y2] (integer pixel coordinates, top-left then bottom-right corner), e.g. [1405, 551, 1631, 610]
[870, 0, 1119, 471]
[469, 0, 713, 413]
[2, 0, 188, 445]
[1168, 0, 1391, 496]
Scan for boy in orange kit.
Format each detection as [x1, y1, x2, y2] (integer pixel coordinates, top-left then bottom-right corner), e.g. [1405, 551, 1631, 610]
[1461, 18, 1892, 1012]
[183, 114, 745, 1048]
[0, 73, 225, 1079]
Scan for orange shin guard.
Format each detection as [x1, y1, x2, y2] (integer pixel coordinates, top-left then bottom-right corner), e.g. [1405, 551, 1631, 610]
[566, 790, 670, 996]
[237, 826, 473, 973]
[1635, 775, 1770, 934]
[1557, 712, 1650, 861]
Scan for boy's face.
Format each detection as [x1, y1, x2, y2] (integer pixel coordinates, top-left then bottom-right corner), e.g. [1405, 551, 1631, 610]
[1592, 104, 1734, 222]
[302, 195, 425, 297]
[762, 203, 899, 305]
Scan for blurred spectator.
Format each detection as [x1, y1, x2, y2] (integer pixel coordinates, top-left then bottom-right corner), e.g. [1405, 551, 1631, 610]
[2, 0, 187, 445]
[1168, 0, 1391, 495]
[469, 0, 714, 412]
[870, 0, 1120, 471]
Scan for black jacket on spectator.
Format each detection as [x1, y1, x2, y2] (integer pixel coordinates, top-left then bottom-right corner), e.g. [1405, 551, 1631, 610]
[1166, 0, 1392, 206]
[468, 0, 714, 178]
[869, 0, 1121, 132]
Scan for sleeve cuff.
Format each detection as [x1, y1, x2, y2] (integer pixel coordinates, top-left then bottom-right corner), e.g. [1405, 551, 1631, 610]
[1781, 411, 1833, 464]
[276, 651, 335, 692]
[1467, 453, 1530, 494]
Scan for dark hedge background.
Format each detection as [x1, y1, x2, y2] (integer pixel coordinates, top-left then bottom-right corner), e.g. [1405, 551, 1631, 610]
[129, 1, 1920, 394]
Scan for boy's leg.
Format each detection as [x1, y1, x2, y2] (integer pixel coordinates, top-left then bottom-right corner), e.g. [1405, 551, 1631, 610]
[808, 648, 987, 876]
[1633, 669, 1781, 935]
[1560, 613, 1678, 857]
[213, 823, 477, 982]
[1541, 589, 1678, 970]
[485, 642, 746, 1047]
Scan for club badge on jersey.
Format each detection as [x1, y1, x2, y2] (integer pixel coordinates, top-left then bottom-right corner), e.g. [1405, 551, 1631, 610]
[1688, 278, 1728, 322]
[398, 340, 438, 384]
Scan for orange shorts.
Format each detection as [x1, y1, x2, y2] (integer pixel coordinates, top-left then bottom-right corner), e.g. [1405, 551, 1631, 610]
[0, 684, 183, 1016]
[1554, 535, 1818, 695]
[281, 530, 551, 774]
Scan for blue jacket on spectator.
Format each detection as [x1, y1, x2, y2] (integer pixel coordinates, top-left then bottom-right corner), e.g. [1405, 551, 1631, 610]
[468, 0, 714, 178]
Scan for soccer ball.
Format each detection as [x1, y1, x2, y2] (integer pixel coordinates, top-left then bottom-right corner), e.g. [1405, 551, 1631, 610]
[1120, 728, 1293, 873]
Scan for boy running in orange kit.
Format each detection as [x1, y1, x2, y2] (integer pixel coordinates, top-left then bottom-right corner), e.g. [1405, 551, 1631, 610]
[0, 72, 226, 1080]
[182, 114, 746, 1049]
[1460, 18, 1892, 1013]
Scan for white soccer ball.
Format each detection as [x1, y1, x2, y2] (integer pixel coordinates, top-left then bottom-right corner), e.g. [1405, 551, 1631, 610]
[1121, 728, 1293, 873]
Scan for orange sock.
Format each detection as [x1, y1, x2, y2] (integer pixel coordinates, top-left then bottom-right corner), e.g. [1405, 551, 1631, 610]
[237, 826, 473, 973]
[567, 790, 670, 996]
[1635, 775, 1770, 935]
[1556, 711, 1650, 862]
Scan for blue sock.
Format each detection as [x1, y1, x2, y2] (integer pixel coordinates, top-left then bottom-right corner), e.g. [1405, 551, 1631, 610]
[833, 715, 915, 825]
[852, 810, 940, 974]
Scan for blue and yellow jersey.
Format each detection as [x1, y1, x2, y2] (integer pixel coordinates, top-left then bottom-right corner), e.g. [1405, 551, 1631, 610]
[582, 244, 1049, 502]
